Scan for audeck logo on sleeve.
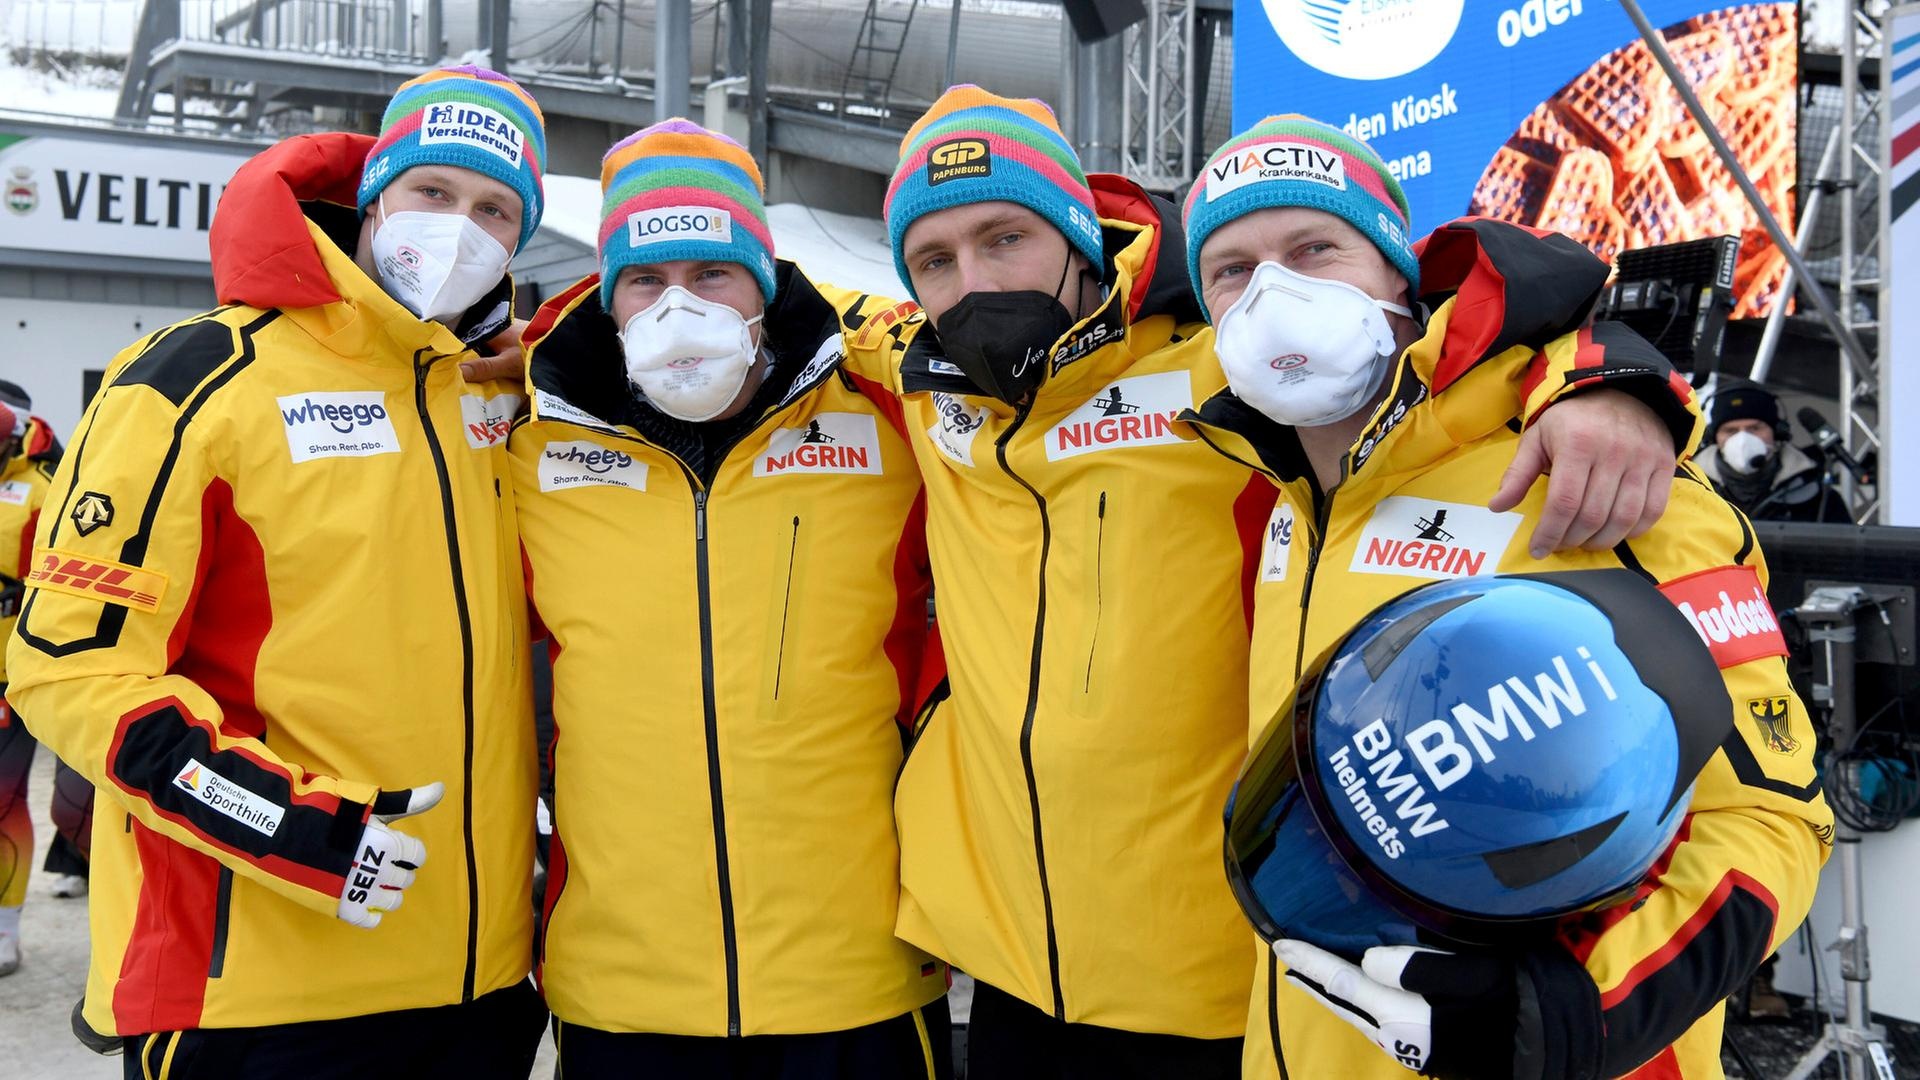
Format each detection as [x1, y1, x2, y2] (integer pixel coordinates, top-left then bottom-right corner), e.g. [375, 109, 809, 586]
[627, 206, 733, 246]
[538, 441, 647, 492]
[1349, 497, 1520, 581]
[1657, 565, 1788, 669]
[172, 758, 285, 837]
[278, 392, 402, 463]
[754, 413, 884, 476]
[1043, 371, 1193, 461]
[419, 103, 525, 169]
[0, 480, 30, 506]
[461, 392, 523, 449]
[1261, 501, 1296, 583]
[27, 549, 168, 613]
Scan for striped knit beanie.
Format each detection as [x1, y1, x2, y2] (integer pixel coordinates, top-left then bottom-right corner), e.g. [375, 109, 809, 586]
[885, 85, 1104, 300]
[358, 65, 547, 251]
[597, 119, 777, 309]
[1183, 114, 1417, 317]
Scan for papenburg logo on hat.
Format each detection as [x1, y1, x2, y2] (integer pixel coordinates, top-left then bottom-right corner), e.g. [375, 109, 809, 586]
[1259, 0, 1464, 81]
[928, 138, 992, 186]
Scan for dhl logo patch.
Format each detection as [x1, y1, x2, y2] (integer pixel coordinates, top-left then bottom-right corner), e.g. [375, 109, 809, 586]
[27, 550, 168, 613]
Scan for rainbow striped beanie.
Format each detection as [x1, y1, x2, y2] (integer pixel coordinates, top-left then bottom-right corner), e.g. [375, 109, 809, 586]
[597, 119, 776, 309]
[1183, 114, 1417, 317]
[358, 65, 547, 251]
[885, 85, 1104, 300]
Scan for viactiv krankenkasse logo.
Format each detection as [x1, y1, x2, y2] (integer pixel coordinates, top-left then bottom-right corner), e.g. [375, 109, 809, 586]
[1259, 0, 1464, 80]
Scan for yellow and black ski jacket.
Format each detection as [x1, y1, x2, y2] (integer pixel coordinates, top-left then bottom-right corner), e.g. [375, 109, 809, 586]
[0, 417, 61, 685]
[1183, 218, 1829, 1080]
[858, 184, 1702, 1039]
[513, 265, 946, 1039]
[3, 132, 537, 1037]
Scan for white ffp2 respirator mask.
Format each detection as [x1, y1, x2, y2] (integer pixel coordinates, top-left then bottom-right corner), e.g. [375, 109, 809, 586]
[620, 286, 765, 422]
[1721, 429, 1772, 476]
[370, 194, 514, 325]
[1212, 261, 1412, 428]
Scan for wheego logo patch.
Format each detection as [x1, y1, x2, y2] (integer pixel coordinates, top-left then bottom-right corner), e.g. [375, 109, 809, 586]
[929, 392, 989, 468]
[1258, 0, 1463, 81]
[172, 758, 285, 836]
[538, 440, 647, 492]
[755, 413, 883, 477]
[1350, 497, 1520, 581]
[1261, 502, 1296, 583]
[628, 206, 733, 246]
[1044, 371, 1193, 461]
[1657, 565, 1788, 669]
[27, 549, 168, 613]
[928, 138, 991, 185]
[461, 393, 523, 449]
[278, 392, 401, 464]
[419, 103, 525, 169]
[1206, 140, 1347, 201]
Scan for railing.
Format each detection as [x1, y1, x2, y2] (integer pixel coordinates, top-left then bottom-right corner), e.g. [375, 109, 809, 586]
[179, 0, 434, 63]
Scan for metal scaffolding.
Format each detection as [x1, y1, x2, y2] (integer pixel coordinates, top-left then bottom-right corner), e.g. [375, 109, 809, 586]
[1118, 0, 1195, 193]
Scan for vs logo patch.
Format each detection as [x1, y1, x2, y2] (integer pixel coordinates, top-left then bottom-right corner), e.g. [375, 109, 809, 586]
[69, 491, 114, 536]
[1748, 695, 1799, 755]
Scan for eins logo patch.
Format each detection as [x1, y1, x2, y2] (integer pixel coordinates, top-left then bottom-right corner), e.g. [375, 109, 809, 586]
[28, 550, 168, 613]
[928, 138, 991, 186]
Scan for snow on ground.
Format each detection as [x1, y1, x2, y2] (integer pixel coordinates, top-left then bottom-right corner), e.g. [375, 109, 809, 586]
[542, 174, 907, 300]
[0, 55, 119, 120]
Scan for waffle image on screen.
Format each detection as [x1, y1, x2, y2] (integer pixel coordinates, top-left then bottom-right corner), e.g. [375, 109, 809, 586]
[1469, 3, 1796, 318]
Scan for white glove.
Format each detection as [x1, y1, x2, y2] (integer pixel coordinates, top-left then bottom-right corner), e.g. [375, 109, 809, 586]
[1276, 939, 1462, 1073]
[337, 782, 443, 929]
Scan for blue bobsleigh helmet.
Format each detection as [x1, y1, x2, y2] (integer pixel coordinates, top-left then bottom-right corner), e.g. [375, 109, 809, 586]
[1224, 569, 1733, 956]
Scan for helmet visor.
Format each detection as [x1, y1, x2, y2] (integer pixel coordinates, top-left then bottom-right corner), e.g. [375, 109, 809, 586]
[1224, 668, 1417, 956]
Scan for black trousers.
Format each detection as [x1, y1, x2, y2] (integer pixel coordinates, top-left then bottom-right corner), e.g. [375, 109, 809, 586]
[122, 978, 547, 1080]
[555, 997, 953, 1080]
[963, 980, 1240, 1080]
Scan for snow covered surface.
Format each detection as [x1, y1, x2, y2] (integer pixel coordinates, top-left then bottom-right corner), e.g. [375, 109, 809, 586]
[0, 56, 119, 119]
[541, 173, 907, 300]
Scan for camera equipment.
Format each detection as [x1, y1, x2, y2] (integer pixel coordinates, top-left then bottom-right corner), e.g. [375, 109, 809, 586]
[1592, 234, 1741, 385]
[1752, 522, 1918, 1080]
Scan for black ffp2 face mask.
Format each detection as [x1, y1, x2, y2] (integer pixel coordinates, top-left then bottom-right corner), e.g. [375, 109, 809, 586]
[936, 289, 1076, 406]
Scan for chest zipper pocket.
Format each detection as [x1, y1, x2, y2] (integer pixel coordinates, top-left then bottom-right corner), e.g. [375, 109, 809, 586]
[1084, 492, 1107, 695]
[772, 515, 801, 702]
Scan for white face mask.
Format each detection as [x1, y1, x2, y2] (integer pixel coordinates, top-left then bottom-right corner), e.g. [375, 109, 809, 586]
[1211, 261, 1412, 428]
[1721, 429, 1772, 475]
[620, 286, 765, 422]
[370, 194, 514, 325]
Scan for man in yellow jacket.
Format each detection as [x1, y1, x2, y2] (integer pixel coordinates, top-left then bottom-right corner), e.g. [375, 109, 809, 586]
[4, 66, 546, 1077]
[511, 119, 950, 1078]
[865, 86, 1701, 1075]
[1180, 113, 1830, 1079]
[0, 388, 64, 974]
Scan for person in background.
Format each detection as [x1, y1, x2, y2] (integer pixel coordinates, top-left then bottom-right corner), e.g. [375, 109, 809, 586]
[1694, 383, 1850, 523]
[0, 382, 65, 974]
[4, 65, 547, 1077]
